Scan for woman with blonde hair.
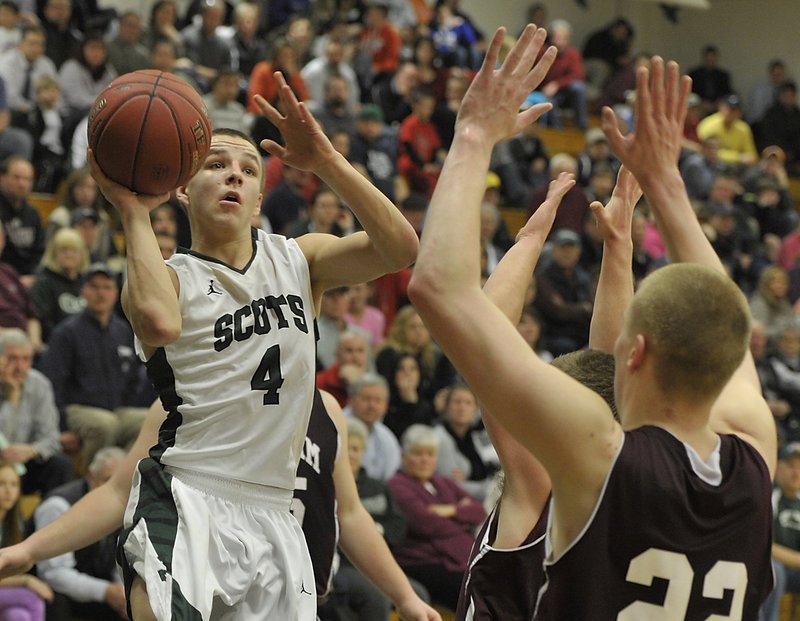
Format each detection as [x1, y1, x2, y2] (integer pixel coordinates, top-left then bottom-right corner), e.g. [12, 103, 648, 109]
[376, 305, 455, 402]
[30, 228, 89, 342]
[0, 461, 53, 620]
[749, 264, 798, 338]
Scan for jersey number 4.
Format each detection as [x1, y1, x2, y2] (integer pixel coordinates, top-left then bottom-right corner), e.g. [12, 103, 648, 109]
[617, 548, 747, 620]
[251, 344, 284, 405]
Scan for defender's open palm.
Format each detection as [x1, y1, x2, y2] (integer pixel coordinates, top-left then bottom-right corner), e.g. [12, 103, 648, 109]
[516, 172, 575, 244]
[601, 57, 692, 183]
[455, 24, 556, 148]
[255, 74, 337, 172]
[589, 165, 642, 243]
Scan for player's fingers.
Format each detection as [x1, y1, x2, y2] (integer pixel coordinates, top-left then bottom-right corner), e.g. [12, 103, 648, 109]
[260, 139, 286, 159]
[600, 106, 626, 155]
[650, 56, 665, 120]
[479, 27, 506, 77]
[664, 60, 679, 121]
[515, 101, 552, 132]
[504, 23, 536, 77]
[675, 74, 693, 130]
[524, 43, 556, 94]
[633, 63, 651, 134]
[253, 94, 283, 124]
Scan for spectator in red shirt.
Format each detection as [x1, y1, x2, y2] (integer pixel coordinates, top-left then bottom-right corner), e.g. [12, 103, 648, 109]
[536, 19, 588, 130]
[398, 89, 446, 198]
[358, 2, 401, 91]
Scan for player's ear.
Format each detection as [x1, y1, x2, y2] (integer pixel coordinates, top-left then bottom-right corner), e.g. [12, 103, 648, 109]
[176, 185, 190, 209]
[626, 334, 646, 372]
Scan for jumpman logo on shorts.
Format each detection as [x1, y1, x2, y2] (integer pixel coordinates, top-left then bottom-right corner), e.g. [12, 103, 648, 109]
[207, 280, 222, 295]
[300, 581, 312, 596]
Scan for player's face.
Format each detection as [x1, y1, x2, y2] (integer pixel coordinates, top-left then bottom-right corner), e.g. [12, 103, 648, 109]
[0, 465, 20, 514]
[182, 136, 263, 231]
[403, 445, 438, 482]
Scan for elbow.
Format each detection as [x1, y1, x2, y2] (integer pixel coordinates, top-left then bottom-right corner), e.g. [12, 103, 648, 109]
[408, 268, 445, 315]
[384, 229, 419, 273]
[134, 315, 181, 348]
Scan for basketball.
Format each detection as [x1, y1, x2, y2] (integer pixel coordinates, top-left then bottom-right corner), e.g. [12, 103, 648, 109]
[87, 70, 213, 195]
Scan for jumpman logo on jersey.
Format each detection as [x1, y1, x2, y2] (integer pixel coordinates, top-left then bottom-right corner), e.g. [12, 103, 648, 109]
[207, 280, 222, 296]
[300, 581, 313, 596]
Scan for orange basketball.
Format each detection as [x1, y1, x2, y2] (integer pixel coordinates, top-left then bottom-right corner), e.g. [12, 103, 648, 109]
[87, 70, 212, 195]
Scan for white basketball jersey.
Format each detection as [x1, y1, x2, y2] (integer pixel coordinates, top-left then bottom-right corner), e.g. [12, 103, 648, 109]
[141, 228, 317, 490]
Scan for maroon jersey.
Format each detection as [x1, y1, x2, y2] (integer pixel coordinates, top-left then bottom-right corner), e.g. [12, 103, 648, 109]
[534, 426, 773, 620]
[455, 498, 549, 621]
[292, 389, 339, 598]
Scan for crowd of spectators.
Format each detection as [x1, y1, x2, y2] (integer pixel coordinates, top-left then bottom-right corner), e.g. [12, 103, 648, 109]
[0, 0, 799, 618]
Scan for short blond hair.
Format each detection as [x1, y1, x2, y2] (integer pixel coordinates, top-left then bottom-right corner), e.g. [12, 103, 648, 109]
[627, 264, 750, 400]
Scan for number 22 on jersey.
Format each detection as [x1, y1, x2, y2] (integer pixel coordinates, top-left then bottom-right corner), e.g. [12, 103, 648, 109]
[617, 548, 747, 620]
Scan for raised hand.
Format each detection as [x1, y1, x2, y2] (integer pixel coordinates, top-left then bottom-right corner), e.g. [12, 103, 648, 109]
[455, 24, 557, 149]
[600, 57, 692, 185]
[589, 165, 642, 244]
[516, 172, 576, 244]
[87, 149, 170, 214]
[254, 74, 337, 172]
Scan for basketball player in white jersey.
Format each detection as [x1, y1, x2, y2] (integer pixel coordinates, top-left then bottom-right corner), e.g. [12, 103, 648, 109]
[76, 73, 418, 620]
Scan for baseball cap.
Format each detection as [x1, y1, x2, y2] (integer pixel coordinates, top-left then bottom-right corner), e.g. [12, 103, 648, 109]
[585, 127, 607, 146]
[356, 104, 383, 123]
[70, 207, 100, 227]
[324, 286, 350, 296]
[710, 203, 735, 217]
[552, 229, 581, 247]
[762, 145, 786, 162]
[83, 262, 115, 282]
[780, 442, 800, 461]
[722, 93, 741, 108]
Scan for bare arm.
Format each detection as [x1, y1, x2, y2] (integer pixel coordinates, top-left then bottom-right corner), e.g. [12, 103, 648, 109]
[479, 174, 573, 547]
[321, 392, 440, 621]
[254, 81, 418, 300]
[0, 400, 164, 577]
[88, 152, 180, 350]
[408, 26, 621, 551]
[602, 58, 776, 474]
[587, 166, 642, 352]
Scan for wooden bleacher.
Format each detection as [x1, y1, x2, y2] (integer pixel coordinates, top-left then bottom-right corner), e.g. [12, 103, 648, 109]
[499, 124, 589, 238]
[27, 192, 59, 225]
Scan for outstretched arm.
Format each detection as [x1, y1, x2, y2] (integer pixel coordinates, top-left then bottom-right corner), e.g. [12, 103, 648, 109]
[480, 173, 573, 548]
[408, 25, 621, 550]
[0, 401, 164, 577]
[322, 392, 440, 621]
[602, 58, 776, 474]
[587, 166, 642, 352]
[254, 80, 418, 301]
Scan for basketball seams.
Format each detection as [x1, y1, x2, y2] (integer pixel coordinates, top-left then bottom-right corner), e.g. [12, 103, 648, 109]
[158, 93, 186, 187]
